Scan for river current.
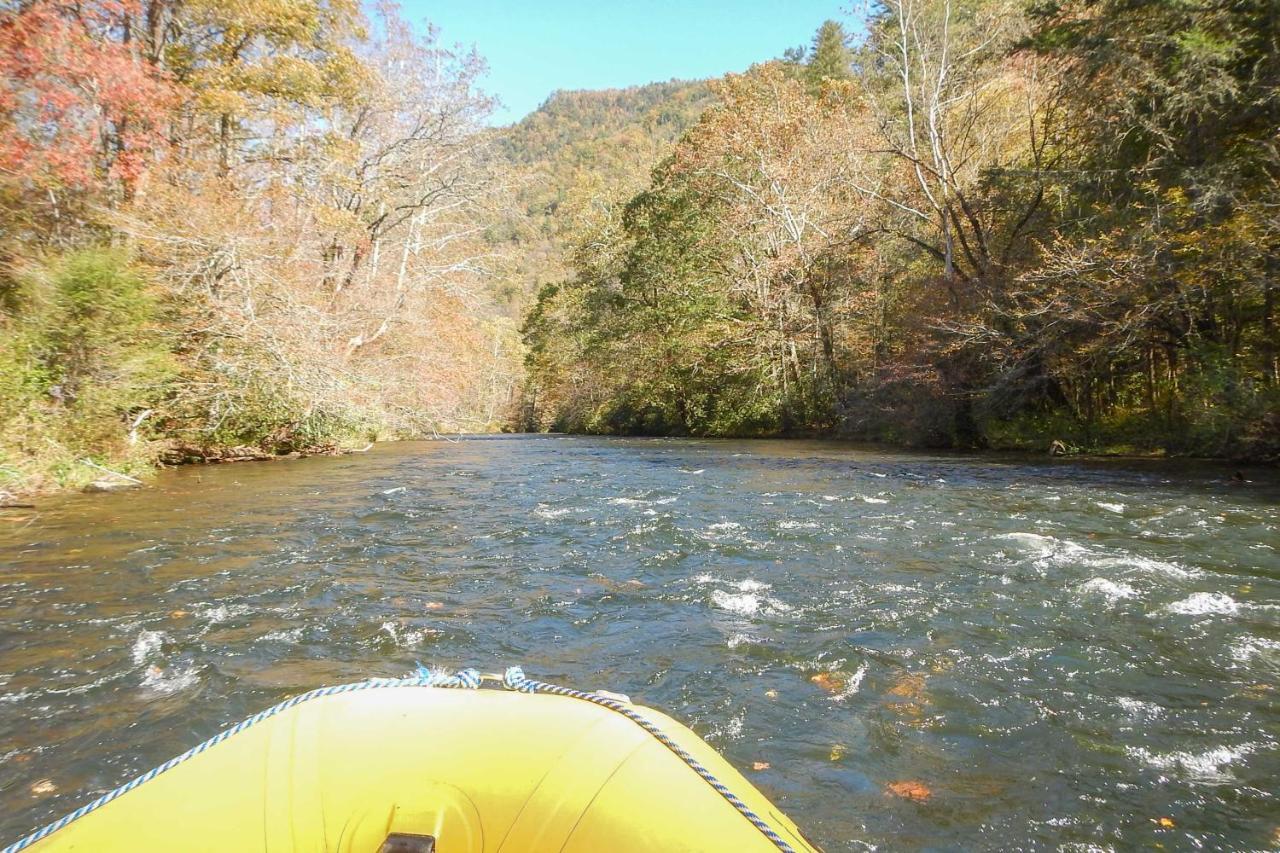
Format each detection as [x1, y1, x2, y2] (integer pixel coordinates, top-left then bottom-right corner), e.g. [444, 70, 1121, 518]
[1, 436, 1277, 850]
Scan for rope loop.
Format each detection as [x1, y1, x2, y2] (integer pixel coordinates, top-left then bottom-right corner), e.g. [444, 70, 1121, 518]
[502, 666, 536, 692]
[3, 664, 797, 853]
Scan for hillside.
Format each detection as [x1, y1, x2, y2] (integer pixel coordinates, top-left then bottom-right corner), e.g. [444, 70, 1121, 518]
[489, 80, 716, 305]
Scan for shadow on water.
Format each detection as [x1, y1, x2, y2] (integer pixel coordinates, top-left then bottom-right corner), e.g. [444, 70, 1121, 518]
[1, 436, 1278, 849]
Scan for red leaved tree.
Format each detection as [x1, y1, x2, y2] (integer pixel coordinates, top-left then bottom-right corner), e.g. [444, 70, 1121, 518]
[0, 0, 179, 206]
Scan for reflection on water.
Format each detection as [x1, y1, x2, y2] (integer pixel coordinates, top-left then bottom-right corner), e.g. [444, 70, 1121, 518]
[1, 436, 1278, 849]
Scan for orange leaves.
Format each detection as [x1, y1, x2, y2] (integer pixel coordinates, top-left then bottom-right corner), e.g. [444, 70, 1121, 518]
[0, 0, 181, 192]
[886, 780, 932, 802]
[809, 671, 846, 694]
[751, 761, 771, 771]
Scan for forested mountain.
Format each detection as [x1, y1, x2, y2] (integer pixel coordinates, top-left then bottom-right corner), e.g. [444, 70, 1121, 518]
[490, 80, 715, 305]
[522, 7, 1280, 460]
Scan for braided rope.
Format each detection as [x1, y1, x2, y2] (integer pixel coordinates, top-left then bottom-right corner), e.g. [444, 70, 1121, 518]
[1, 669, 479, 853]
[501, 666, 796, 853]
[4, 666, 796, 853]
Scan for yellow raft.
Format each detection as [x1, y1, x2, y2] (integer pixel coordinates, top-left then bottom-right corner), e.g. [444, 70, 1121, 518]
[10, 671, 816, 852]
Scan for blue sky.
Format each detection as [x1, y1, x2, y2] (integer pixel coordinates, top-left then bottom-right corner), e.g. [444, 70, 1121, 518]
[400, 1, 853, 125]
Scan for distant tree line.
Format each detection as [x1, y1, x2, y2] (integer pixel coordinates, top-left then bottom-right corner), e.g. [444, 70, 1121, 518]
[521, 0, 1280, 459]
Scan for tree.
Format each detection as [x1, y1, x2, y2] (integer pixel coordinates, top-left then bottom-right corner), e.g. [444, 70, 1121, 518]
[805, 20, 854, 89]
[0, 1, 178, 222]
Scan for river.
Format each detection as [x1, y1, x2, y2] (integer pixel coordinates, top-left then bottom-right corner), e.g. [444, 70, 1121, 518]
[1, 436, 1277, 850]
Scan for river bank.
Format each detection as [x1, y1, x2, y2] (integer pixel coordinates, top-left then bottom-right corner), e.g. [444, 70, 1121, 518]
[6, 428, 1275, 505]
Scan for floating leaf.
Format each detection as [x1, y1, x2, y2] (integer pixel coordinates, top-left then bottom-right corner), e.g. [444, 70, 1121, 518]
[424, 602, 445, 611]
[30, 779, 56, 796]
[1156, 817, 1175, 828]
[887, 780, 931, 802]
[764, 689, 779, 698]
[829, 744, 847, 761]
[168, 610, 189, 619]
[810, 672, 846, 694]
[752, 761, 771, 771]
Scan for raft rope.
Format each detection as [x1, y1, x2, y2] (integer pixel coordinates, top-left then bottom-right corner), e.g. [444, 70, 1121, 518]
[497, 666, 798, 853]
[3, 666, 796, 853]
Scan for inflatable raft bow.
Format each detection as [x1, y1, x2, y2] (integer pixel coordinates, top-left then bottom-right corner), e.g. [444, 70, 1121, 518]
[5, 666, 817, 853]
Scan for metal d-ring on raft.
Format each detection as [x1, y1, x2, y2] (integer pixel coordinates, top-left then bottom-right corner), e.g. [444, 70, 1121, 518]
[5, 666, 815, 853]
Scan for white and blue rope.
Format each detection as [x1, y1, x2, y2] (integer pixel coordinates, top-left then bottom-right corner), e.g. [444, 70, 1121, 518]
[500, 666, 797, 853]
[4, 666, 796, 853]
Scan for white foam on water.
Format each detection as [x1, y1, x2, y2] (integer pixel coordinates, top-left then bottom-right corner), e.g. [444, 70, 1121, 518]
[141, 663, 199, 695]
[711, 588, 790, 617]
[1096, 502, 1126, 514]
[829, 662, 869, 703]
[678, 468, 705, 475]
[1161, 592, 1240, 617]
[707, 521, 742, 532]
[706, 712, 745, 742]
[197, 603, 251, 624]
[1229, 636, 1280, 666]
[1128, 743, 1254, 784]
[712, 591, 762, 616]
[1116, 697, 1164, 719]
[861, 496, 889, 504]
[379, 621, 430, 648]
[736, 578, 770, 592]
[998, 532, 1198, 579]
[132, 629, 198, 694]
[1090, 554, 1199, 579]
[726, 632, 764, 649]
[261, 627, 304, 643]
[1077, 578, 1138, 604]
[777, 520, 819, 530]
[609, 496, 678, 507]
[131, 630, 166, 666]
[534, 504, 572, 519]
[996, 532, 1090, 567]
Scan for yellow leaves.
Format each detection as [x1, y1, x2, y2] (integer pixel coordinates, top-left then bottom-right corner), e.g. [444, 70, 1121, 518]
[829, 744, 847, 762]
[751, 761, 771, 771]
[193, 87, 248, 117]
[1155, 817, 1176, 828]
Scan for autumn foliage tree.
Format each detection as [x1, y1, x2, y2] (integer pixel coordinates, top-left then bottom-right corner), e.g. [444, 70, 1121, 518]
[523, 3, 1279, 459]
[0, 0, 519, 494]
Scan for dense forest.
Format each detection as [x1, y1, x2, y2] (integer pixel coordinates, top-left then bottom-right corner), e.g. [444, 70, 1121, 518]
[489, 80, 713, 307]
[3, 0, 1277, 498]
[0, 0, 522, 496]
[522, 1, 1280, 460]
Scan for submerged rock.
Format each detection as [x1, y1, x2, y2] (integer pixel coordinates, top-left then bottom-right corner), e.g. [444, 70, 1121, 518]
[83, 478, 140, 493]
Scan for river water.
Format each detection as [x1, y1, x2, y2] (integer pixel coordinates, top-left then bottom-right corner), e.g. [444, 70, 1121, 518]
[1, 436, 1277, 850]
